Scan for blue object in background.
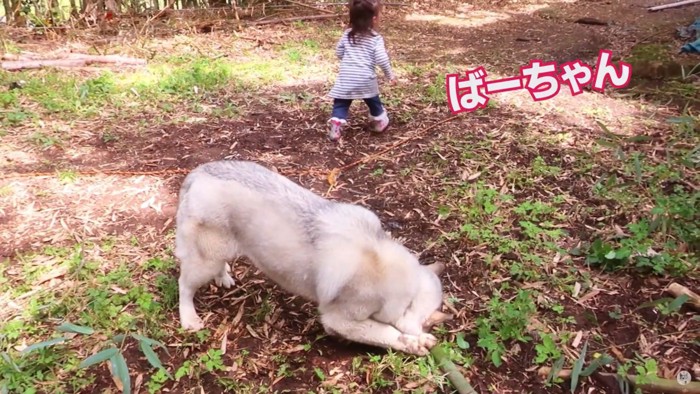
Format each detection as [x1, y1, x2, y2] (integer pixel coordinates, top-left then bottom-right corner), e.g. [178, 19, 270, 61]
[679, 17, 700, 54]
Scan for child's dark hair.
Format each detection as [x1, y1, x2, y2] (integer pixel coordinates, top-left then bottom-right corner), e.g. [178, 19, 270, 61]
[348, 0, 381, 45]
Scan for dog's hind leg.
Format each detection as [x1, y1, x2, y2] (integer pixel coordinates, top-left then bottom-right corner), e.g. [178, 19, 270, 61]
[320, 310, 438, 356]
[175, 222, 239, 331]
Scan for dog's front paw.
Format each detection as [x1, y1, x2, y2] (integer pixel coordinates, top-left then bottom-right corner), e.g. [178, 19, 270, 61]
[398, 334, 431, 356]
[214, 271, 235, 289]
[418, 332, 438, 349]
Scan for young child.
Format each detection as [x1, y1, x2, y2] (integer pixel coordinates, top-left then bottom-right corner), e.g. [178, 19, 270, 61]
[327, 0, 396, 142]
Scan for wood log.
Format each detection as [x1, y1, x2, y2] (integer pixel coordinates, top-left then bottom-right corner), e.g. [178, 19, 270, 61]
[1, 54, 147, 71]
[2, 59, 87, 70]
[666, 282, 700, 311]
[64, 54, 147, 64]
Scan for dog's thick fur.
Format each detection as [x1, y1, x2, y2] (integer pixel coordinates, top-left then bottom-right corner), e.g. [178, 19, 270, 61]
[174, 160, 451, 355]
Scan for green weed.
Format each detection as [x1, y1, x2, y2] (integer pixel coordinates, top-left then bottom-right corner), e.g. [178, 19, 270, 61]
[534, 333, 563, 364]
[476, 289, 537, 367]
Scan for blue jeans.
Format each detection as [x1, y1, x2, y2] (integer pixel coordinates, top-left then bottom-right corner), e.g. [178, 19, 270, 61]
[331, 96, 384, 120]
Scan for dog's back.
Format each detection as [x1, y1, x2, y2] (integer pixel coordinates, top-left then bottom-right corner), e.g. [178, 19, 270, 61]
[178, 160, 329, 215]
[175, 160, 340, 300]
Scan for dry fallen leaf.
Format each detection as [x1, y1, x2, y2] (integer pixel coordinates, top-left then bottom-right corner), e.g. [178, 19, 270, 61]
[220, 327, 229, 355]
[572, 331, 584, 348]
[573, 282, 582, 298]
[283, 344, 308, 353]
[327, 168, 340, 187]
[467, 171, 482, 181]
[610, 345, 626, 362]
[576, 289, 601, 305]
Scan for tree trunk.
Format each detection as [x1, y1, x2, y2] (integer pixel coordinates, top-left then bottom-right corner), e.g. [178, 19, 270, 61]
[2, 0, 12, 23]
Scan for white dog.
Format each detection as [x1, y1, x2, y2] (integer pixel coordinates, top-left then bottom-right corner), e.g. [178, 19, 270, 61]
[174, 160, 451, 355]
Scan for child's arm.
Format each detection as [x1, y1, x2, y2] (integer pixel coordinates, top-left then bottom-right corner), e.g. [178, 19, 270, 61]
[374, 36, 395, 80]
[335, 33, 346, 60]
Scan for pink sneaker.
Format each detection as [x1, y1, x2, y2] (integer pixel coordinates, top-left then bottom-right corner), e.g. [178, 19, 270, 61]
[369, 111, 389, 133]
[328, 117, 346, 141]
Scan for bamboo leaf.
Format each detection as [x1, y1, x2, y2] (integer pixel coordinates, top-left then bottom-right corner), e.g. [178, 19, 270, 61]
[139, 341, 172, 378]
[595, 139, 618, 149]
[131, 334, 167, 351]
[668, 294, 689, 312]
[110, 352, 131, 394]
[570, 340, 588, 393]
[625, 135, 652, 143]
[547, 355, 566, 383]
[596, 121, 623, 141]
[57, 322, 95, 335]
[20, 337, 67, 355]
[633, 155, 642, 183]
[2, 352, 21, 372]
[79, 348, 119, 369]
[581, 354, 614, 377]
[112, 334, 127, 344]
[636, 297, 674, 311]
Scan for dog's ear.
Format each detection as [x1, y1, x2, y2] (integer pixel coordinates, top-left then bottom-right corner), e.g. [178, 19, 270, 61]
[423, 310, 454, 329]
[425, 262, 445, 276]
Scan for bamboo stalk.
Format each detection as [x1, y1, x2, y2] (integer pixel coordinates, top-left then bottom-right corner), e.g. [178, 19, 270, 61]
[538, 367, 700, 394]
[430, 345, 478, 394]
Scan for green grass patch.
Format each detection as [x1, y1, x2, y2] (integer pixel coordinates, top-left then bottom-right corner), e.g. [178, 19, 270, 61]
[0, 241, 178, 393]
[581, 116, 700, 276]
[0, 49, 334, 128]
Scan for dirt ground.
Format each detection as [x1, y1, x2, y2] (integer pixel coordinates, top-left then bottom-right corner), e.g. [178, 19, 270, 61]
[1, 0, 700, 392]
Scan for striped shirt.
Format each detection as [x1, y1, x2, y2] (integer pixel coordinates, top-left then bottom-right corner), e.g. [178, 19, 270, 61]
[328, 28, 395, 100]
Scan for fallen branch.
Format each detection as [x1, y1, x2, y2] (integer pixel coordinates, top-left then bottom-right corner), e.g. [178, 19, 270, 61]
[247, 13, 342, 26]
[430, 345, 478, 394]
[1, 53, 147, 71]
[648, 0, 700, 11]
[538, 367, 700, 394]
[139, 0, 176, 34]
[1, 49, 70, 61]
[283, 0, 336, 14]
[666, 282, 700, 311]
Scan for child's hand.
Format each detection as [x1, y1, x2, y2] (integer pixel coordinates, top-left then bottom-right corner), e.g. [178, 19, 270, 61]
[389, 77, 398, 85]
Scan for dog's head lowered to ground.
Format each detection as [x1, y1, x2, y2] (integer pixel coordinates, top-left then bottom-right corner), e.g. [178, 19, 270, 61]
[314, 231, 453, 354]
[390, 259, 453, 336]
